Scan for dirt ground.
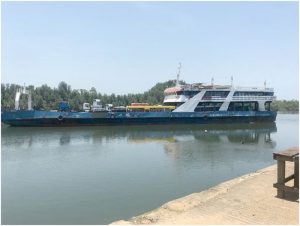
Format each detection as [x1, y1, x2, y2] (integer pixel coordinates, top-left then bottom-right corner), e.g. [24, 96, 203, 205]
[111, 163, 299, 225]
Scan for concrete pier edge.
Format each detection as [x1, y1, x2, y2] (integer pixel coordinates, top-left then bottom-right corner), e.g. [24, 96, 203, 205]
[111, 164, 299, 225]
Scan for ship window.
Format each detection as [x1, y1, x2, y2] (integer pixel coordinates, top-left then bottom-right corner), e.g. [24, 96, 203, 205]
[202, 91, 229, 100]
[176, 90, 200, 97]
[228, 102, 258, 111]
[163, 102, 184, 107]
[265, 101, 271, 111]
[195, 102, 223, 112]
[235, 103, 243, 111]
[264, 92, 274, 96]
[189, 90, 200, 98]
[233, 91, 274, 96]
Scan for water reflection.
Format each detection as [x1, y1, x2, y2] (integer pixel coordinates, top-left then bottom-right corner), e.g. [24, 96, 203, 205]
[1, 122, 280, 225]
[2, 123, 278, 172]
[2, 123, 276, 149]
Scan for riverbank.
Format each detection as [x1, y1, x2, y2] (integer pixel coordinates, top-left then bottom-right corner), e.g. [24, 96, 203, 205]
[111, 163, 298, 225]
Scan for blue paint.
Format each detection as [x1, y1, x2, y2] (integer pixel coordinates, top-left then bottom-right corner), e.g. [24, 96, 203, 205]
[58, 101, 71, 112]
[1, 110, 277, 127]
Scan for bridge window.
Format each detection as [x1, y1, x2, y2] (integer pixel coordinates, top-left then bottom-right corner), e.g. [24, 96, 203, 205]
[177, 90, 200, 97]
[264, 92, 274, 96]
[233, 91, 274, 96]
[202, 91, 230, 100]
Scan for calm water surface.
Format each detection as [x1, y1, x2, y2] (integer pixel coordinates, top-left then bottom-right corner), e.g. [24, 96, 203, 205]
[1, 114, 299, 224]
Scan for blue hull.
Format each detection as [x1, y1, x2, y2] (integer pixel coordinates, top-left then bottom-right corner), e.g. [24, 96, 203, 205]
[1, 110, 277, 127]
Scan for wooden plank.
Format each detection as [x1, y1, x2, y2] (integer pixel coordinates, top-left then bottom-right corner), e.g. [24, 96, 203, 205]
[284, 174, 295, 183]
[294, 156, 299, 188]
[273, 183, 299, 194]
[276, 160, 286, 198]
[274, 155, 298, 162]
[274, 147, 299, 159]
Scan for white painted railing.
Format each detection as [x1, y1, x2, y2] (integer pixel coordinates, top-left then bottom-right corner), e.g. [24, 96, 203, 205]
[232, 96, 276, 101]
[201, 97, 227, 101]
[165, 95, 276, 103]
[234, 87, 274, 92]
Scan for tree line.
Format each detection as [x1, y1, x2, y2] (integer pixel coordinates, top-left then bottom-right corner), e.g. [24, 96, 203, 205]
[270, 100, 299, 113]
[1, 81, 298, 112]
[1, 80, 177, 111]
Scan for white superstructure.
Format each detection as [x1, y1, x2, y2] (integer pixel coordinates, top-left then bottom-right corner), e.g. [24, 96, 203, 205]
[15, 85, 32, 110]
[163, 76, 276, 112]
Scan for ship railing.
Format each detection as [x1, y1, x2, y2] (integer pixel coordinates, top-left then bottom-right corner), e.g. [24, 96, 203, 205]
[201, 97, 227, 101]
[234, 87, 274, 92]
[232, 96, 276, 101]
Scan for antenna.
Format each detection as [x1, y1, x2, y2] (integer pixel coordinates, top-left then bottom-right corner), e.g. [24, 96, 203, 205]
[264, 80, 266, 89]
[231, 76, 233, 87]
[176, 62, 181, 87]
[211, 77, 214, 86]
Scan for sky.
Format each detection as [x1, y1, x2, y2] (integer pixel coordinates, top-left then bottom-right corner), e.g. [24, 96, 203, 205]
[1, 1, 299, 100]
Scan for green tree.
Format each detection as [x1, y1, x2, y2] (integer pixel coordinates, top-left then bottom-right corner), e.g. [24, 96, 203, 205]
[58, 81, 71, 101]
[3, 80, 297, 113]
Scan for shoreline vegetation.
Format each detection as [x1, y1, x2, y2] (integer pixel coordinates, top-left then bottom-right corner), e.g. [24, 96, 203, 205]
[1, 81, 299, 113]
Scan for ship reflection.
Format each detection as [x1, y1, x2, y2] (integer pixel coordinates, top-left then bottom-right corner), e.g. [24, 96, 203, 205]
[163, 126, 276, 163]
[1, 123, 277, 151]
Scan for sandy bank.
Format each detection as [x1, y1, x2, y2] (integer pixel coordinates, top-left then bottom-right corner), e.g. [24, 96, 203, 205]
[111, 164, 298, 225]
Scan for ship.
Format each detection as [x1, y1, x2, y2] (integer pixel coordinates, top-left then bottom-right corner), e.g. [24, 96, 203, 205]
[1, 66, 277, 127]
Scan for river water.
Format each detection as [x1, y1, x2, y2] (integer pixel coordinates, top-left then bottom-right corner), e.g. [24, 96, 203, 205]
[1, 114, 299, 224]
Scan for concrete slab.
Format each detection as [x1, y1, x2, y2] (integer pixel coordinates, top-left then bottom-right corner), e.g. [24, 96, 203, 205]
[111, 163, 299, 225]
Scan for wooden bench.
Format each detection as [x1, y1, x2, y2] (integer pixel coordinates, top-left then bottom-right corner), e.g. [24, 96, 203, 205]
[273, 147, 299, 198]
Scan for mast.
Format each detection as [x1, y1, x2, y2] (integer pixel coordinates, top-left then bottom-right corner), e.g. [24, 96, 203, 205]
[176, 62, 181, 87]
[27, 89, 32, 110]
